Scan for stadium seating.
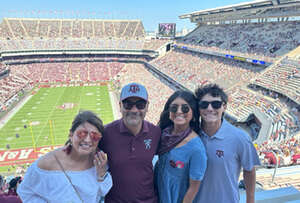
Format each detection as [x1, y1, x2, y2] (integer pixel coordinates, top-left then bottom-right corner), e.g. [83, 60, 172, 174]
[178, 21, 300, 62]
[0, 18, 145, 39]
[252, 58, 300, 104]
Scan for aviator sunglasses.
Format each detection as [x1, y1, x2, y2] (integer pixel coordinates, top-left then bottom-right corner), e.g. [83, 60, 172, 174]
[122, 99, 147, 110]
[199, 100, 223, 109]
[169, 104, 190, 114]
[76, 129, 102, 142]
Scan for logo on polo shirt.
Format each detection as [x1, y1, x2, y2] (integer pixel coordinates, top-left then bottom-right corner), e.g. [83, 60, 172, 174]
[129, 85, 140, 93]
[216, 150, 224, 158]
[169, 160, 185, 168]
[144, 139, 152, 149]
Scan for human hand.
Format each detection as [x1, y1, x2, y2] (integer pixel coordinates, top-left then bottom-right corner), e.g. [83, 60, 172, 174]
[94, 150, 108, 179]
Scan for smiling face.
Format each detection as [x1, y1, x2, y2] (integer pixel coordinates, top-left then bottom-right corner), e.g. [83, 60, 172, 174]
[120, 97, 148, 128]
[70, 122, 102, 156]
[199, 94, 226, 125]
[169, 97, 193, 130]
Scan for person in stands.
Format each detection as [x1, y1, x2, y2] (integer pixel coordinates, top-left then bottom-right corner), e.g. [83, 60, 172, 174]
[155, 90, 207, 203]
[99, 82, 161, 203]
[17, 110, 112, 203]
[194, 84, 260, 203]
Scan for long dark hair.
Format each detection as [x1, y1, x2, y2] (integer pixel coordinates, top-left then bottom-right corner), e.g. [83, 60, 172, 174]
[158, 90, 200, 133]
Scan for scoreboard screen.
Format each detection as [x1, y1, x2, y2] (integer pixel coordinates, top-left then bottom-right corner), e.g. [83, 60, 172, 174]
[158, 23, 176, 37]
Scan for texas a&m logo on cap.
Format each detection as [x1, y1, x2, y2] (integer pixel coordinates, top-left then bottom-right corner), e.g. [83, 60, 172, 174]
[129, 84, 140, 93]
[120, 82, 148, 101]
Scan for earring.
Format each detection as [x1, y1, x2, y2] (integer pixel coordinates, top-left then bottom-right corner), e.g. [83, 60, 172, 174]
[65, 139, 72, 154]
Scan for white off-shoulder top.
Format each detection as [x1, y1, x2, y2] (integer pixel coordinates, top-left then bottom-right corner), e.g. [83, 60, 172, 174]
[17, 159, 112, 203]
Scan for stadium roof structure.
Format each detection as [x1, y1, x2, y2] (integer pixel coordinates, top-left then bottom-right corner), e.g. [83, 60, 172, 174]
[179, 0, 300, 24]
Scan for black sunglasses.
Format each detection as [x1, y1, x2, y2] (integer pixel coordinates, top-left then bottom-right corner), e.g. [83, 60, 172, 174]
[199, 100, 223, 109]
[122, 99, 147, 110]
[169, 104, 190, 114]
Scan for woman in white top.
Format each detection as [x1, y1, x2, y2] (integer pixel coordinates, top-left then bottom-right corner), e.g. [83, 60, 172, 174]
[17, 110, 112, 203]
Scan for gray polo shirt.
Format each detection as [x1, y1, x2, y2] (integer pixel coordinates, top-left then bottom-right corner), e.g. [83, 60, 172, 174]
[194, 119, 260, 203]
[100, 119, 161, 203]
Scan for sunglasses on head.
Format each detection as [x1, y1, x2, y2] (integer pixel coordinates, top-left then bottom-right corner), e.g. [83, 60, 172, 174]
[76, 129, 102, 142]
[169, 104, 190, 114]
[122, 99, 147, 110]
[199, 100, 223, 109]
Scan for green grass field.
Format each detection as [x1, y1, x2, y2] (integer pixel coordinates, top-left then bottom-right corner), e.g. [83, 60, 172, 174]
[0, 85, 114, 151]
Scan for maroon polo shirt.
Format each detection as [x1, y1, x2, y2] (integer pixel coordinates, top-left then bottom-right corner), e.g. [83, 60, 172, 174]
[100, 119, 161, 203]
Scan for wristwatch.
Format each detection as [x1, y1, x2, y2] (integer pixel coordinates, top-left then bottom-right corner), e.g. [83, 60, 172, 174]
[97, 171, 108, 182]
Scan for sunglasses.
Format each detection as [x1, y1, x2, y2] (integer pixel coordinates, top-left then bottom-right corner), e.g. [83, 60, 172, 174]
[76, 129, 102, 142]
[122, 99, 147, 110]
[169, 104, 190, 114]
[199, 100, 223, 109]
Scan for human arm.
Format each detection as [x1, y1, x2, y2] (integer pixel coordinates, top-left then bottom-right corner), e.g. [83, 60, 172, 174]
[17, 162, 48, 203]
[243, 168, 256, 203]
[183, 136, 207, 203]
[182, 179, 201, 203]
[238, 132, 260, 203]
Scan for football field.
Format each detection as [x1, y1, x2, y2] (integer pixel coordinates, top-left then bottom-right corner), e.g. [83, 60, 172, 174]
[0, 85, 114, 152]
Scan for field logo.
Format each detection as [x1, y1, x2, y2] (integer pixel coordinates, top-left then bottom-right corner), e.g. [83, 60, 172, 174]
[30, 121, 40, 126]
[57, 103, 77, 110]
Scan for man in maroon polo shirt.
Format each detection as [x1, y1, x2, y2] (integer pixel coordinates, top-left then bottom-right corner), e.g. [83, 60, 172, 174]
[99, 82, 161, 203]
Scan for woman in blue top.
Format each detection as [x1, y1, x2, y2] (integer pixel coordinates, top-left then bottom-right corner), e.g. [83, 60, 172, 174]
[155, 90, 207, 203]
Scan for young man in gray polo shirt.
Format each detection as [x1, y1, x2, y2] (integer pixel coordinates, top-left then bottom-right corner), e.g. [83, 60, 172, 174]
[194, 84, 260, 203]
[99, 82, 161, 203]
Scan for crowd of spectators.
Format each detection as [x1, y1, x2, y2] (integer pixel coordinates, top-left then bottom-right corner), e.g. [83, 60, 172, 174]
[0, 61, 127, 107]
[151, 49, 262, 90]
[0, 19, 173, 52]
[227, 86, 299, 142]
[0, 38, 169, 51]
[257, 136, 300, 167]
[0, 66, 31, 104]
[252, 58, 300, 104]
[0, 18, 145, 39]
[178, 21, 300, 62]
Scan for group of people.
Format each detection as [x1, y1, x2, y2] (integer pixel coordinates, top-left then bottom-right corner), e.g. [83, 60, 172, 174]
[16, 82, 260, 203]
[258, 137, 300, 167]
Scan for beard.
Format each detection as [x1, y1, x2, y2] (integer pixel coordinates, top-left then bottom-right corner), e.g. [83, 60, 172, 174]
[124, 111, 144, 126]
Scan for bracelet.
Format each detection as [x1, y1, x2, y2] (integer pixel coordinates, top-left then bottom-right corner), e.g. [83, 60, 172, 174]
[97, 171, 108, 182]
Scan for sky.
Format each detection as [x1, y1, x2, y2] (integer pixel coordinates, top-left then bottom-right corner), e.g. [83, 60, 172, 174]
[0, 0, 252, 32]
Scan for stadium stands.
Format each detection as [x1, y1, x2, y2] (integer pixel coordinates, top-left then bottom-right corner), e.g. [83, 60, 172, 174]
[151, 49, 263, 90]
[252, 58, 300, 104]
[178, 21, 300, 62]
[0, 18, 145, 39]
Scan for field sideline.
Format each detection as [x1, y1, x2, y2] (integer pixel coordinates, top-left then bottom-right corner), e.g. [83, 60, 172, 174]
[0, 85, 114, 170]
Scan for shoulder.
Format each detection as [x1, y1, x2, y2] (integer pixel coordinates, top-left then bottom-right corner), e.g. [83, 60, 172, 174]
[144, 121, 161, 139]
[104, 119, 121, 135]
[37, 149, 62, 171]
[223, 120, 250, 141]
[105, 119, 121, 129]
[189, 133, 205, 150]
[145, 120, 160, 131]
